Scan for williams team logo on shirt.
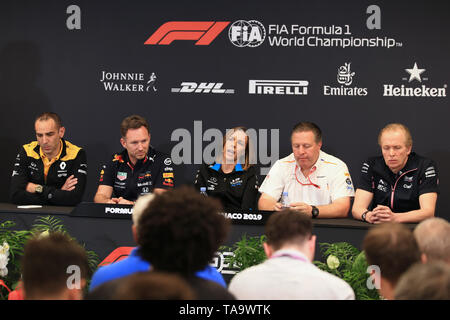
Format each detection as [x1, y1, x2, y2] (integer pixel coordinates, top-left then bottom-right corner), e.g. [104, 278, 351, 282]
[230, 177, 243, 187]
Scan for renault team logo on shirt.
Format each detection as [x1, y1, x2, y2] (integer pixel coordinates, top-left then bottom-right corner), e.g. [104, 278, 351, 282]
[249, 80, 308, 95]
[145, 21, 230, 45]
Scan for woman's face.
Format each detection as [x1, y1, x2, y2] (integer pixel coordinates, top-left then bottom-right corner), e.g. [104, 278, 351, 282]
[223, 130, 247, 164]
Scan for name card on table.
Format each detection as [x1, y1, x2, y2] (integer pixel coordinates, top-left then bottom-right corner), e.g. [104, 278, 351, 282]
[71, 202, 133, 219]
[71, 202, 274, 225]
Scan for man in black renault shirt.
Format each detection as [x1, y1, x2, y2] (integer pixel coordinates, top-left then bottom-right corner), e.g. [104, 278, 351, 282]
[10, 112, 87, 206]
[94, 115, 175, 204]
[352, 123, 439, 224]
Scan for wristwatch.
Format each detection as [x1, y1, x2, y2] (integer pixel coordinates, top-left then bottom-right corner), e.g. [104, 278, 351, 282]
[361, 210, 369, 222]
[35, 184, 43, 194]
[311, 205, 319, 219]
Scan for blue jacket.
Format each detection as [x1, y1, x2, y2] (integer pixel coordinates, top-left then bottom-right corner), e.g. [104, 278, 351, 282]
[90, 247, 226, 290]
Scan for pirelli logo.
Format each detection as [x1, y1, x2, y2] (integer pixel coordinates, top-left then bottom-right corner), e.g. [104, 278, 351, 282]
[249, 80, 309, 95]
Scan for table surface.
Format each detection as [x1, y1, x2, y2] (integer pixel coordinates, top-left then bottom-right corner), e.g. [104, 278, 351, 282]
[0, 202, 419, 229]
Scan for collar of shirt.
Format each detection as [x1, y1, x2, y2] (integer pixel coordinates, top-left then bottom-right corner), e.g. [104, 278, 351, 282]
[40, 139, 63, 179]
[294, 150, 324, 179]
[40, 139, 63, 162]
[122, 147, 156, 169]
[211, 163, 243, 172]
[270, 249, 310, 263]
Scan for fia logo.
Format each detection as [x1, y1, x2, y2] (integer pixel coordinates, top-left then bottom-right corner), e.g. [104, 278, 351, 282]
[229, 20, 266, 47]
[337, 62, 355, 86]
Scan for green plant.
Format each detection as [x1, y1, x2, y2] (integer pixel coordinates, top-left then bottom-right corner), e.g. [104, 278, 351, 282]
[313, 242, 380, 300]
[220, 234, 267, 271]
[0, 216, 99, 300]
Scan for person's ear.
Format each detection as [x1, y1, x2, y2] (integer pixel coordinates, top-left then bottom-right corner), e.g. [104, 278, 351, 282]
[263, 242, 273, 258]
[120, 137, 126, 149]
[421, 253, 428, 263]
[59, 126, 66, 139]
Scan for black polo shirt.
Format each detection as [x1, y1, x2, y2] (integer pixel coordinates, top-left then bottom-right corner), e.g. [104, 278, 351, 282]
[357, 152, 439, 213]
[194, 163, 259, 210]
[98, 147, 175, 201]
[10, 138, 87, 206]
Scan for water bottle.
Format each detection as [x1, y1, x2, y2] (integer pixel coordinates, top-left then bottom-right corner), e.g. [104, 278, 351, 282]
[281, 191, 290, 208]
[200, 187, 208, 197]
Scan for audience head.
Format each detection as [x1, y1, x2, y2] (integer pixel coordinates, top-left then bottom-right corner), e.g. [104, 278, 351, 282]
[21, 232, 89, 300]
[112, 271, 195, 300]
[137, 186, 230, 277]
[264, 210, 315, 261]
[414, 217, 450, 263]
[363, 222, 421, 299]
[394, 261, 450, 300]
[131, 193, 155, 243]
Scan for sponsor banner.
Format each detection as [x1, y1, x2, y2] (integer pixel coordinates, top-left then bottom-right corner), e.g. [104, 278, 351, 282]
[249, 80, 308, 95]
[383, 63, 447, 97]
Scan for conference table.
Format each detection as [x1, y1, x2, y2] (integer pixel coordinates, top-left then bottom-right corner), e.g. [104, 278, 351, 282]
[0, 202, 417, 281]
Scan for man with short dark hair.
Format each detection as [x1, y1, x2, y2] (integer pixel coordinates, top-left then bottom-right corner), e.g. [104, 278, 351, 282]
[89, 193, 227, 290]
[94, 115, 175, 204]
[352, 123, 439, 223]
[229, 209, 355, 299]
[363, 222, 421, 300]
[10, 112, 87, 205]
[22, 232, 90, 300]
[258, 122, 355, 218]
[137, 186, 234, 299]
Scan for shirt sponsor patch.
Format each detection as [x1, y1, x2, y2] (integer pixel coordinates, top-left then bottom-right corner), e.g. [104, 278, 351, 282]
[117, 171, 127, 181]
[425, 166, 436, 178]
[163, 172, 174, 178]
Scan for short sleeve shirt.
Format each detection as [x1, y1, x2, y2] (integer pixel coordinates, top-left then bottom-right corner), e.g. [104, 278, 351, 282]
[259, 150, 355, 205]
[357, 152, 439, 212]
[98, 147, 175, 201]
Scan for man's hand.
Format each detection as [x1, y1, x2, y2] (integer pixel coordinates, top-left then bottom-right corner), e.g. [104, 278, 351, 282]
[26, 182, 38, 193]
[365, 211, 379, 224]
[117, 197, 134, 205]
[372, 205, 396, 223]
[61, 175, 78, 191]
[107, 198, 120, 204]
[273, 202, 284, 211]
[289, 202, 313, 216]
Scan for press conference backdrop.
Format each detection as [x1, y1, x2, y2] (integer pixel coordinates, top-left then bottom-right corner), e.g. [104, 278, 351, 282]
[1, 0, 449, 220]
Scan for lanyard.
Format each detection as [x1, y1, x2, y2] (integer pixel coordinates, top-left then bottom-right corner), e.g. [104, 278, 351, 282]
[294, 165, 320, 189]
[271, 252, 308, 263]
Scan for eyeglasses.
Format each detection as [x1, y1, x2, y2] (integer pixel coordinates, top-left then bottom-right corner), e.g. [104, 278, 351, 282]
[294, 165, 320, 189]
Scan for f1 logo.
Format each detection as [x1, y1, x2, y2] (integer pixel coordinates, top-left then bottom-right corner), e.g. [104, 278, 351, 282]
[145, 21, 230, 45]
